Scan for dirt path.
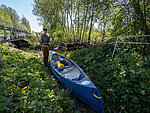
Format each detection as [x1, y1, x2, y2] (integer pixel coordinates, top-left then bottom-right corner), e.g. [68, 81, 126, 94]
[9, 46, 41, 58]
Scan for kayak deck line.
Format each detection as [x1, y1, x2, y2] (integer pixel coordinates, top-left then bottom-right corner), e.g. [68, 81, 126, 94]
[93, 93, 102, 99]
[76, 93, 104, 112]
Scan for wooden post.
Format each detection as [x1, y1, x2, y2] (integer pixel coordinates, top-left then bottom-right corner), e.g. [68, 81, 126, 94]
[21, 29, 23, 38]
[23, 29, 25, 38]
[24, 31, 27, 37]
[20, 29, 22, 38]
[8, 23, 12, 40]
[1, 20, 7, 41]
[17, 27, 19, 39]
[19, 28, 22, 38]
[13, 25, 17, 39]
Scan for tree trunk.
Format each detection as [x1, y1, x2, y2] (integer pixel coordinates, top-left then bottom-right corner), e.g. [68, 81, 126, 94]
[79, 9, 86, 42]
[131, 0, 150, 35]
[67, 12, 69, 32]
[82, 4, 89, 43]
[69, 0, 75, 41]
[77, 1, 80, 41]
[88, 2, 94, 44]
[102, 23, 105, 44]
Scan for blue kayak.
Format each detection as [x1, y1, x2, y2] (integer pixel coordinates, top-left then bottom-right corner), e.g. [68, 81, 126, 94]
[49, 51, 104, 113]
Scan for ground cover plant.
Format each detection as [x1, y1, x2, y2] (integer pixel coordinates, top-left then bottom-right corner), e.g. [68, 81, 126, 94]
[0, 45, 76, 113]
[70, 44, 150, 113]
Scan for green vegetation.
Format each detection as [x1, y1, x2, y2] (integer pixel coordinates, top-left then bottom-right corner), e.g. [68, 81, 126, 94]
[0, 4, 31, 32]
[21, 16, 31, 32]
[69, 44, 150, 113]
[0, 1, 150, 113]
[0, 8, 12, 25]
[0, 45, 76, 113]
[33, 0, 150, 46]
[1, 42, 149, 113]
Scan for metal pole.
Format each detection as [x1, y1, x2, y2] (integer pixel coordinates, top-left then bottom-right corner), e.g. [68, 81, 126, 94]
[112, 36, 119, 58]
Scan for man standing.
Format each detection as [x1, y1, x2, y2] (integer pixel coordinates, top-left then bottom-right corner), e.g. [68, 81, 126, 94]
[40, 28, 54, 67]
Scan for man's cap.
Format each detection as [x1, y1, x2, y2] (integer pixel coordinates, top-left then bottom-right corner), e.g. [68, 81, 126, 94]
[43, 28, 47, 31]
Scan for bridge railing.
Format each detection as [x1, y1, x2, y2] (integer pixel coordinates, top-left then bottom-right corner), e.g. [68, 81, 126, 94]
[0, 19, 30, 42]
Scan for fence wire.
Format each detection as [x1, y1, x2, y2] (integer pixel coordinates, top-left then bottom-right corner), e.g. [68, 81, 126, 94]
[63, 35, 150, 58]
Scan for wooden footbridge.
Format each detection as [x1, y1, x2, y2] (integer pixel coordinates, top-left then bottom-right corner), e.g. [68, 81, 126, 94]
[0, 19, 31, 48]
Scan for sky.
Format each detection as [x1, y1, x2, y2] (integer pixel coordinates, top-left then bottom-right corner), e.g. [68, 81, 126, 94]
[0, 0, 43, 32]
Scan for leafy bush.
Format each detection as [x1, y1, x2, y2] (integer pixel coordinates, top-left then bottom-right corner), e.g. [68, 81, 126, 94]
[70, 44, 150, 113]
[0, 45, 76, 113]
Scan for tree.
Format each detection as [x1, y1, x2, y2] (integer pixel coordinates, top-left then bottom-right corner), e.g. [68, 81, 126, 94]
[1, 4, 20, 26]
[21, 16, 31, 32]
[33, 0, 150, 45]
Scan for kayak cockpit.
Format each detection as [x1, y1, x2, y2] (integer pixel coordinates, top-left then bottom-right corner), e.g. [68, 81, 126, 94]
[51, 53, 85, 80]
[61, 65, 81, 80]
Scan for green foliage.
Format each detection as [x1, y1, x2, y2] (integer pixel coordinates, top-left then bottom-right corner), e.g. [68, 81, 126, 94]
[0, 4, 19, 26]
[0, 4, 31, 33]
[0, 9, 12, 26]
[70, 44, 150, 113]
[33, 0, 150, 47]
[0, 45, 76, 113]
[24, 35, 39, 46]
[21, 16, 31, 32]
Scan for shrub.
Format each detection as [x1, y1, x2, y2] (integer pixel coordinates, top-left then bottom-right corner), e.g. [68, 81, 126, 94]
[70, 44, 150, 113]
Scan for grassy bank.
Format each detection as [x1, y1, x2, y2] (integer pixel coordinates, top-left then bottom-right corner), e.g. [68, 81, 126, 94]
[69, 44, 150, 113]
[1, 43, 149, 113]
[0, 45, 76, 113]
